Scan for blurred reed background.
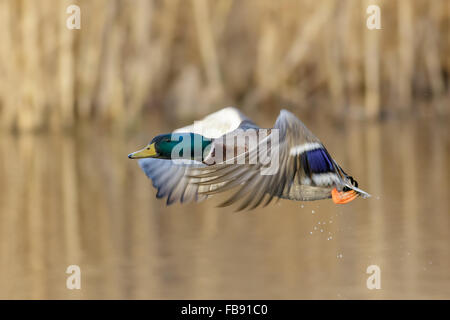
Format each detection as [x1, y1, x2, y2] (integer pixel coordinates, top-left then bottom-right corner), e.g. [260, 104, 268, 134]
[0, 0, 448, 132]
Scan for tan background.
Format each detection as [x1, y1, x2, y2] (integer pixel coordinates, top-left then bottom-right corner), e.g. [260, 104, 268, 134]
[0, 0, 448, 130]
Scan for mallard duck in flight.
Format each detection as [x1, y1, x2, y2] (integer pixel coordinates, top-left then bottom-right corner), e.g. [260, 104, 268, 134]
[128, 107, 370, 210]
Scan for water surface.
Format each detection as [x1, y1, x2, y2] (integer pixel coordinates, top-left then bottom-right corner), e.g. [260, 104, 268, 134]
[0, 116, 449, 299]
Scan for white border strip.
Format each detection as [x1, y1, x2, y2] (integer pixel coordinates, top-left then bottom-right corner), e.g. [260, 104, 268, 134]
[289, 142, 322, 156]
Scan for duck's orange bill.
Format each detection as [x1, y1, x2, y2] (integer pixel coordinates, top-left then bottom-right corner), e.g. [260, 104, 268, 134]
[331, 188, 358, 204]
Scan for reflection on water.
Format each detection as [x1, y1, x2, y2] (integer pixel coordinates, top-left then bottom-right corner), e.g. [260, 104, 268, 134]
[0, 117, 449, 299]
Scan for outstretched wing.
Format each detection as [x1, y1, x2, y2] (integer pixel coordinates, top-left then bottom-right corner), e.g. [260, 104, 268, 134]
[138, 158, 209, 204]
[173, 106, 258, 138]
[190, 109, 367, 210]
[138, 107, 258, 205]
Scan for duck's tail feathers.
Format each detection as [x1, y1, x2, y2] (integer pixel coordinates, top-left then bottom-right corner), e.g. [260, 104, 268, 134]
[344, 182, 371, 199]
[332, 161, 371, 199]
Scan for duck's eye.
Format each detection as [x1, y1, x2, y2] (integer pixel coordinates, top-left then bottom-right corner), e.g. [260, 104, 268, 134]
[147, 147, 150, 150]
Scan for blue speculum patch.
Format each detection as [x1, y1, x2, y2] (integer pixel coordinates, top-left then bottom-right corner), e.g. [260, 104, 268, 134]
[306, 149, 334, 173]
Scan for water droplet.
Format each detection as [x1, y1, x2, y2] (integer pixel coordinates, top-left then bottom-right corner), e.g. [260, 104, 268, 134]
[312, 210, 315, 214]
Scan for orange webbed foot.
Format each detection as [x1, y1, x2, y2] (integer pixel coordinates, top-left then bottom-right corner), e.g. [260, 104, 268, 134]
[331, 188, 358, 204]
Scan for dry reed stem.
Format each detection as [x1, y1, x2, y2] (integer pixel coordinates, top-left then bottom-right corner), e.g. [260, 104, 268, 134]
[398, 0, 414, 112]
[364, 0, 380, 119]
[193, 0, 224, 100]
[59, 0, 75, 127]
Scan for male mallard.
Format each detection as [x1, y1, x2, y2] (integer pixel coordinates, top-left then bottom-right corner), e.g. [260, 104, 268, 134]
[128, 107, 370, 210]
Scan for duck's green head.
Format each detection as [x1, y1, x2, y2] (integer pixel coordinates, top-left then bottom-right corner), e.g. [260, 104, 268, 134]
[128, 133, 211, 161]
